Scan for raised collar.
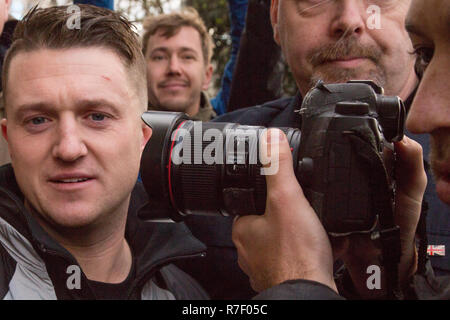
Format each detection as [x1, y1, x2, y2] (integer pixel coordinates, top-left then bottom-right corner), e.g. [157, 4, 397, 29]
[191, 91, 217, 121]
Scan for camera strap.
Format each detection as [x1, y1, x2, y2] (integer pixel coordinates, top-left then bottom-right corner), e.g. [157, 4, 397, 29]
[346, 127, 402, 299]
[416, 200, 429, 275]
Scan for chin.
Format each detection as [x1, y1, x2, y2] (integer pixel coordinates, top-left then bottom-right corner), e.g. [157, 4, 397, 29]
[40, 203, 104, 230]
[162, 102, 191, 113]
[435, 183, 450, 206]
[430, 135, 450, 205]
[432, 169, 450, 206]
[311, 66, 385, 88]
[51, 214, 99, 230]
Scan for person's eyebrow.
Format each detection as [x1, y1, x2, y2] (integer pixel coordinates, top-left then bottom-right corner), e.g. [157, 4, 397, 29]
[75, 99, 122, 116]
[178, 47, 199, 55]
[13, 99, 121, 120]
[150, 46, 198, 55]
[150, 47, 169, 55]
[13, 103, 57, 121]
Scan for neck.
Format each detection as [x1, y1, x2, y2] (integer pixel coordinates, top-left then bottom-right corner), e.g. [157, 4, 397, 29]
[64, 231, 132, 283]
[27, 201, 132, 284]
[186, 96, 202, 117]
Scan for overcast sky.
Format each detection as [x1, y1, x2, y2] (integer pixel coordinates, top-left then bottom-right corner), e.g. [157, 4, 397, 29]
[10, 0, 182, 20]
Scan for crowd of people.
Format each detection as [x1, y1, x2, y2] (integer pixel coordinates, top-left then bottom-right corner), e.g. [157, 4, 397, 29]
[0, 0, 448, 300]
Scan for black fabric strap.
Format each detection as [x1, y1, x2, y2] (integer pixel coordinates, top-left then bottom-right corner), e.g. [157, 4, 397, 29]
[346, 127, 402, 299]
[417, 200, 429, 275]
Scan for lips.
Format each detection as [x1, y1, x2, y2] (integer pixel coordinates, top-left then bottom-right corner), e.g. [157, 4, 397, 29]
[323, 57, 368, 67]
[52, 178, 90, 183]
[48, 173, 95, 185]
[50, 173, 93, 181]
[159, 81, 188, 89]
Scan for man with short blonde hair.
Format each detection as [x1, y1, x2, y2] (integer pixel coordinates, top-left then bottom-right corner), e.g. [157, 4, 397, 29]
[142, 8, 216, 120]
[142, 7, 213, 66]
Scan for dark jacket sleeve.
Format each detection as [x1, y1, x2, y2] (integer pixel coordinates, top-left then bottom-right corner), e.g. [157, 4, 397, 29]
[253, 280, 344, 300]
[213, 98, 291, 126]
[0, 243, 16, 299]
[158, 264, 210, 300]
[408, 261, 450, 300]
[227, 0, 284, 112]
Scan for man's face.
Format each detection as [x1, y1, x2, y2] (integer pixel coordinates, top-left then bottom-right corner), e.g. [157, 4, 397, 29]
[271, 0, 417, 98]
[1, 48, 151, 230]
[405, 0, 450, 205]
[145, 26, 213, 116]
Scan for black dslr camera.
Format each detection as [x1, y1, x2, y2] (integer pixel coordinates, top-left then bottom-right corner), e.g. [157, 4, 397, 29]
[139, 80, 405, 236]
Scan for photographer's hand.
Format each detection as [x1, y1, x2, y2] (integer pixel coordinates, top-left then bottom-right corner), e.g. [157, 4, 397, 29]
[392, 136, 426, 284]
[232, 129, 337, 293]
[335, 136, 426, 298]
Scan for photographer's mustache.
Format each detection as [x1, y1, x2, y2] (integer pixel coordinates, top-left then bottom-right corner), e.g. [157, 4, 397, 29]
[308, 38, 382, 67]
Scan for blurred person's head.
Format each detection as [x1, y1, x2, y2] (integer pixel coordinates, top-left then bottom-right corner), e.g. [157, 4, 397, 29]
[270, 0, 417, 100]
[405, 0, 450, 205]
[142, 8, 213, 116]
[0, 5, 151, 241]
[0, 0, 10, 34]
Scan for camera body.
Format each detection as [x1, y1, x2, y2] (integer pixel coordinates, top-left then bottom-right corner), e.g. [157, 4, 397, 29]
[140, 80, 405, 236]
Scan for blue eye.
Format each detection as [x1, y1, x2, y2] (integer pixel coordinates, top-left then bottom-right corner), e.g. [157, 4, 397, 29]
[31, 117, 47, 125]
[152, 55, 165, 61]
[90, 113, 106, 121]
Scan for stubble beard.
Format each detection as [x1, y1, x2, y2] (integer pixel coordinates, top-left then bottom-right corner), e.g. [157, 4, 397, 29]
[430, 131, 450, 181]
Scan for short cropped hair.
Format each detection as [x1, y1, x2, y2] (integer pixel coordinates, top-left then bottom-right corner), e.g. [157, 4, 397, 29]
[2, 4, 147, 112]
[142, 7, 214, 65]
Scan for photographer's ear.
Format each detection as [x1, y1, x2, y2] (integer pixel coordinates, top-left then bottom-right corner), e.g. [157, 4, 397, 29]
[1, 0, 10, 25]
[140, 123, 152, 152]
[270, 0, 281, 45]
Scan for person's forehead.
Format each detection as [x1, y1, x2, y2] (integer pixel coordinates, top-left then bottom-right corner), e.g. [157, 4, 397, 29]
[149, 26, 203, 52]
[6, 48, 134, 110]
[406, 0, 450, 37]
[9, 47, 128, 81]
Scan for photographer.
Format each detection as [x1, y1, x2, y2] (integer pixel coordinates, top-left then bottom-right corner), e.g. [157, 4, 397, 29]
[249, 0, 450, 299]
[182, 0, 448, 299]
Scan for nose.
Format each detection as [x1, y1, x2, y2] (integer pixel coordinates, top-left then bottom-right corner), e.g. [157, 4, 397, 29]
[52, 116, 87, 162]
[167, 55, 182, 75]
[406, 82, 449, 135]
[330, 0, 366, 39]
[406, 56, 449, 135]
